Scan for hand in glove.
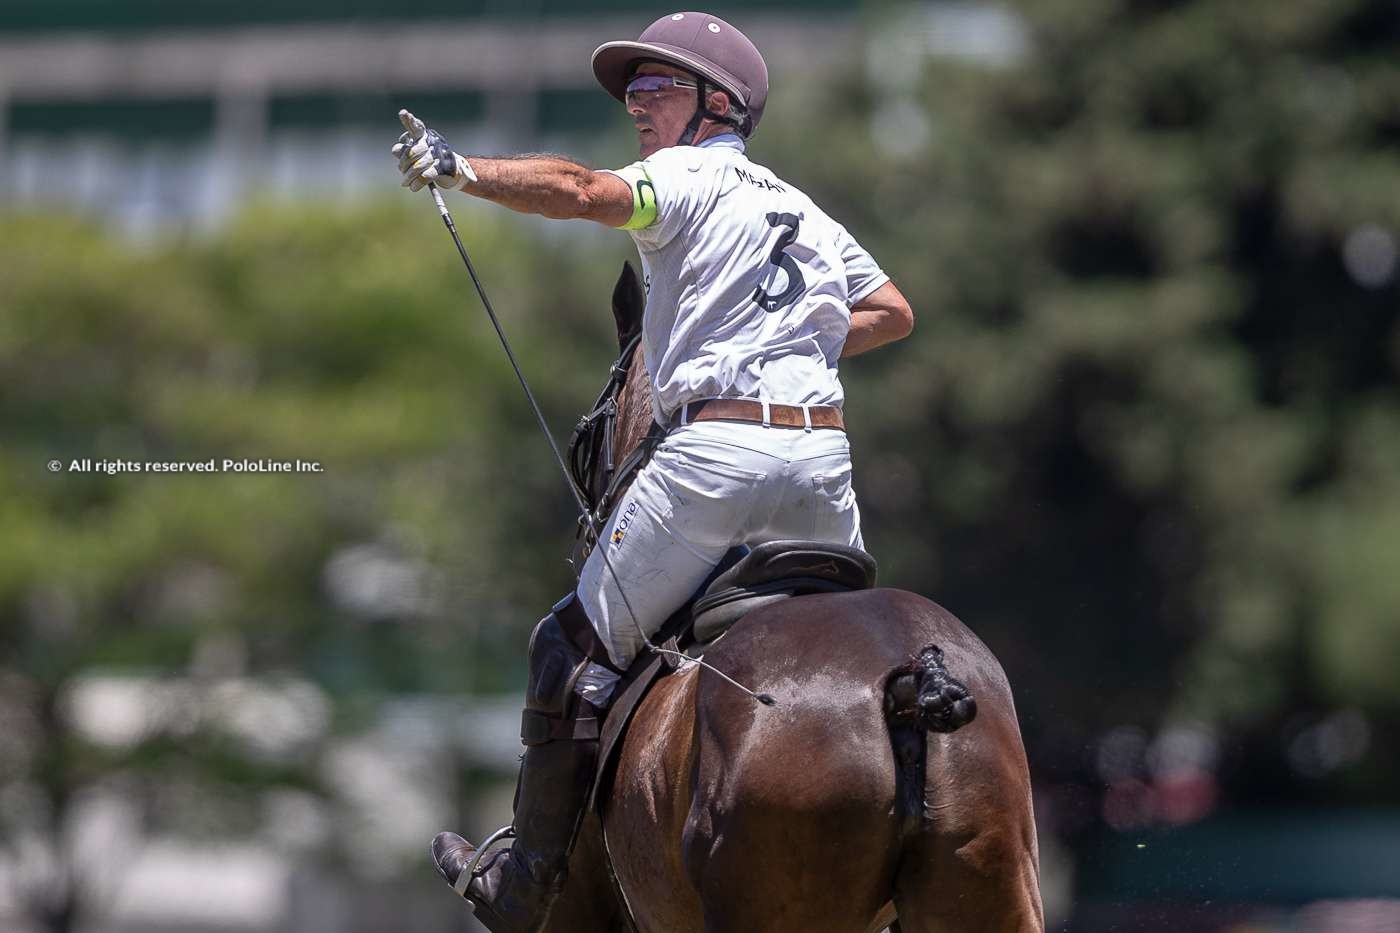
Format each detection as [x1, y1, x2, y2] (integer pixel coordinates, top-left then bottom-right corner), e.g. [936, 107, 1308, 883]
[392, 109, 478, 192]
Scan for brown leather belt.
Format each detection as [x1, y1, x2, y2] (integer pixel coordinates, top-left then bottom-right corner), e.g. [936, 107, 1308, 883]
[669, 398, 845, 431]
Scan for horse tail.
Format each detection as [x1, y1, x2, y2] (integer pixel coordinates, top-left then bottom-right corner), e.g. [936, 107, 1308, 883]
[883, 644, 978, 829]
[884, 644, 978, 734]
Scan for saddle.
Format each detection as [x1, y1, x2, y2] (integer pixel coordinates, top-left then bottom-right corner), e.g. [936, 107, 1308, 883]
[588, 539, 877, 811]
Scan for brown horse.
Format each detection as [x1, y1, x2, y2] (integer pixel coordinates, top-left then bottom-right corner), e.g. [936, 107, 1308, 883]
[540, 265, 1043, 933]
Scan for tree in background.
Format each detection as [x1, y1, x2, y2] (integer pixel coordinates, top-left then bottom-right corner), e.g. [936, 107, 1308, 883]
[767, 0, 1400, 828]
[0, 202, 629, 931]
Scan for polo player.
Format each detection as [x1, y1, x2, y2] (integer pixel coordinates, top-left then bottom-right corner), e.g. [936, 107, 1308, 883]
[393, 11, 915, 931]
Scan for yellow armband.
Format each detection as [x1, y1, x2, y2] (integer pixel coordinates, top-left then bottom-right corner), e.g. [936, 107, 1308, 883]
[611, 162, 658, 230]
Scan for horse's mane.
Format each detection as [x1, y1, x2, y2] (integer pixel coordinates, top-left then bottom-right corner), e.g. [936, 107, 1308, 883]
[613, 345, 657, 464]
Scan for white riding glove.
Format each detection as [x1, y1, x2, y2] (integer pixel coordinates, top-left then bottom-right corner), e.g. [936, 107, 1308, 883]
[392, 109, 478, 192]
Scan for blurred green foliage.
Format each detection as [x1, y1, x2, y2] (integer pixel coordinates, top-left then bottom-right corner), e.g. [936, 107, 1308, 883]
[0, 198, 635, 927]
[764, 0, 1400, 759]
[0, 201, 629, 696]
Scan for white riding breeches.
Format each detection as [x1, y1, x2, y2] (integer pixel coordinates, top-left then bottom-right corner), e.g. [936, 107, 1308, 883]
[574, 419, 862, 702]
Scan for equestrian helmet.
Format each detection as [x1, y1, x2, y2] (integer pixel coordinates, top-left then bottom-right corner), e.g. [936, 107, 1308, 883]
[591, 11, 769, 138]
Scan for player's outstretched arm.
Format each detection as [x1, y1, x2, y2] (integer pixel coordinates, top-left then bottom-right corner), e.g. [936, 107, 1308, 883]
[462, 157, 634, 226]
[392, 109, 633, 227]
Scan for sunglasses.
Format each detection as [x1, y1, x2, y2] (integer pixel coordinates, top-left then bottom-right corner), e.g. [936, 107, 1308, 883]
[625, 74, 699, 100]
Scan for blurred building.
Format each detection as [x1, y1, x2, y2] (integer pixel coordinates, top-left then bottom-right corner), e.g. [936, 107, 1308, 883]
[0, 2, 854, 234]
[0, 1, 1026, 234]
[0, 669, 523, 933]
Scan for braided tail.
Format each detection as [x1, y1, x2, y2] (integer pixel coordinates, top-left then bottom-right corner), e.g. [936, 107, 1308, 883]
[883, 645, 977, 831]
[884, 645, 977, 733]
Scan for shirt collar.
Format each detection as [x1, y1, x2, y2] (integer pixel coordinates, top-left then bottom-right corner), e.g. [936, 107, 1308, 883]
[697, 132, 745, 152]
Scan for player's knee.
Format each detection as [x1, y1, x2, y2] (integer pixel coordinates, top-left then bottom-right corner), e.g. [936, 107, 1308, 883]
[524, 613, 589, 719]
[524, 592, 620, 715]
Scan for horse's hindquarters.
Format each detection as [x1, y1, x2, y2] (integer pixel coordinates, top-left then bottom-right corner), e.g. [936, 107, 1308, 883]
[891, 681, 1044, 933]
[606, 588, 1042, 933]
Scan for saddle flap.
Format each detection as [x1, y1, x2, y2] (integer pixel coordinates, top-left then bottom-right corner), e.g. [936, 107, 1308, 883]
[689, 541, 878, 647]
[689, 591, 791, 646]
[589, 649, 669, 814]
[699, 539, 878, 599]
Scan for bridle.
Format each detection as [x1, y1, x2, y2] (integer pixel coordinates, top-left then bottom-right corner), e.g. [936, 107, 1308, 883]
[566, 333, 664, 557]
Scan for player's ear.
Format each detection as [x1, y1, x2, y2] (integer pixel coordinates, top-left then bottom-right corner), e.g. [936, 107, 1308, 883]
[707, 89, 731, 117]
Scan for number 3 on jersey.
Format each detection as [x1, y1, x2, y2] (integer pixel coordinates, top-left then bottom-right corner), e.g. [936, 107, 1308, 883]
[753, 212, 807, 313]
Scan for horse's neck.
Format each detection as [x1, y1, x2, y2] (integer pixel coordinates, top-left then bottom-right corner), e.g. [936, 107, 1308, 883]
[613, 355, 657, 463]
[543, 814, 629, 932]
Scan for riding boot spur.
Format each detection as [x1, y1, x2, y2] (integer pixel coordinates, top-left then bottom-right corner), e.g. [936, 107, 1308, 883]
[431, 592, 619, 933]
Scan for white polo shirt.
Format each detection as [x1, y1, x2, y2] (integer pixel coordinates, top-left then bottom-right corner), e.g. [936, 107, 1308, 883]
[605, 135, 888, 423]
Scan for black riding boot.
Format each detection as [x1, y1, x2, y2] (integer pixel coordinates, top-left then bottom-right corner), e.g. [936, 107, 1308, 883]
[431, 594, 615, 933]
[432, 735, 598, 932]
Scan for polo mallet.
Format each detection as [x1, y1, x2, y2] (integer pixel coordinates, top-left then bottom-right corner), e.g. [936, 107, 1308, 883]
[424, 183, 775, 707]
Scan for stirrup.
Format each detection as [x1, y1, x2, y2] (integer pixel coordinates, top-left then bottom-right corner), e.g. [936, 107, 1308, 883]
[453, 824, 518, 898]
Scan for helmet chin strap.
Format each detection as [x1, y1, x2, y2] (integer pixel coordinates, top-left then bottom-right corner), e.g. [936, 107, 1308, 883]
[676, 78, 737, 147]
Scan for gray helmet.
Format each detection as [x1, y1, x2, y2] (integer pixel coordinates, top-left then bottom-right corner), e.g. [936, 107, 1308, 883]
[591, 11, 769, 140]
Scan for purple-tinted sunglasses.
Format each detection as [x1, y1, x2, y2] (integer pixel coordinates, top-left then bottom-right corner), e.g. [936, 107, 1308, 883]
[625, 74, 699, 100]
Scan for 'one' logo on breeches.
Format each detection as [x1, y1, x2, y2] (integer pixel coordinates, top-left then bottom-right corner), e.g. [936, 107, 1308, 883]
[611, 501, 640, 546]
